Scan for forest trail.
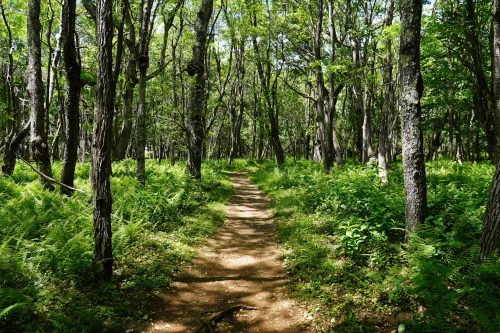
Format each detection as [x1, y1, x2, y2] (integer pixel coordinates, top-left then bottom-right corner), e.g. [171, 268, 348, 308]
[145, 172, 312, 332]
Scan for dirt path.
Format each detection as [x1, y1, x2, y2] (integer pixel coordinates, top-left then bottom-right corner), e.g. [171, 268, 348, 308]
[145, 172, 312, 332]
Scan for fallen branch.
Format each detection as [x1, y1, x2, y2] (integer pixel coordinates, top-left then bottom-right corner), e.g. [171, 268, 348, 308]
[17, 155, 88, 195]
[194, 305, 258, 333]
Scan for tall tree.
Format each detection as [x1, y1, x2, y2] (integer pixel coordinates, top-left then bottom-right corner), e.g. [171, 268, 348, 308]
[114, 0, 137, 161]
[464, 0, 499, 163]
[399, 0, 427, 239]
[28, 0, 54, 190]
[60, 0, 83, 195]
[327, 0, 344, 166]
[378, 0, 395, 184]
[135, 0, 156, 184]
[186, 0, 214, 178]
[251, 4, 285, 165]
[479, 0, 500, 259]
[136, 0, 182, 184]
[312, 0, 331, 173]
[92, 0, 116, 280]
[228, 38, 245, 166]
[0, 0, 26, 175]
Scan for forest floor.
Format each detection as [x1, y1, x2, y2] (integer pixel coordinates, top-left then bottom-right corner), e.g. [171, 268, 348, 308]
[141, 172, 312, 332]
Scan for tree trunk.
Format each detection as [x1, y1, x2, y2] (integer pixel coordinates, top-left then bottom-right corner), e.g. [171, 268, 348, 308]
[60, 0, 83, 195]
[465, 0, 499, 163]
[400, 0, 427, 240]
[378, 0, 394, 184]
[229, 39, 245, 166]
[251, 10, 285, 165]
[327, 0, 343, 166]
[135, 0, 154, 185]
[92, 0, 116, 281]
[114, 56, 136, 161]
[480, 160, 500, 259]
[479, 0, 500, 259]
[28, 0, 54, 190]
[313, 0, 330, 173]
[0, 0, 22, 175]
[113, 0, 137, 161]
[186, 0, 214, 178]
[2, 122, 30, 175]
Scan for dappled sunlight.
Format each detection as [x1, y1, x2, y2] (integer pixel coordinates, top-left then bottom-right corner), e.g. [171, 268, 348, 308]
[145, 173, 312, 333]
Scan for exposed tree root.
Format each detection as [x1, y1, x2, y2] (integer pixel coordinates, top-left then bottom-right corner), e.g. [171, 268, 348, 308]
[194, 305, 258, 333]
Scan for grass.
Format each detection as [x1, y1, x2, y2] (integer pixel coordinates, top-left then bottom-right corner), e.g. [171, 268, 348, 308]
[242, 158, 499, 333]
[0, 159, 232, 332]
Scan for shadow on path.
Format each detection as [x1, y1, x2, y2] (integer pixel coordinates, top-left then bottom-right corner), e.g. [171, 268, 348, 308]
[144, 172, 312, 332]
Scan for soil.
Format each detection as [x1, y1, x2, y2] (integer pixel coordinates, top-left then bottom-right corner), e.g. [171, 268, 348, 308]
[144, 172, 312, 332]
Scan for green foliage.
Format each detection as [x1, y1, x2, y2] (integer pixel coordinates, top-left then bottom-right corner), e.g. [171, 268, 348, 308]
[80, 70, 97, 86]
[250, 158, 498, 332]
[0, 160, 232, 332]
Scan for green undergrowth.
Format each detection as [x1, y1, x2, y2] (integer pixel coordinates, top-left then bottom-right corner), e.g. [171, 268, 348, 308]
[246, 158, 499, 333]
[0, 159, 232, 332]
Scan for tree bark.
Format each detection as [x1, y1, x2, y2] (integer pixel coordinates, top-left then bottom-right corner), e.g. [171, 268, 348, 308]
[378, 0, 394, 184]
[313, 0, 331, 173]
[113, 0, 138, 161]
[251, 11, 285, 165]
[327, 0, 343, 166]
[479, 0, 500, 259]
[135, 0, 155, 185]
[60, 0, 83, 195]
[400, 0, 427, 239]
[480, 160, 500, 259]
[465, 0, 499, 163]
[0, 0, 22, 175]
[92, 0, 116, 281]
[229, 39, 245, 165]
[28, 0, 54, 190]
[186, 0, 214, 178]
[113, 52, 137, 161]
